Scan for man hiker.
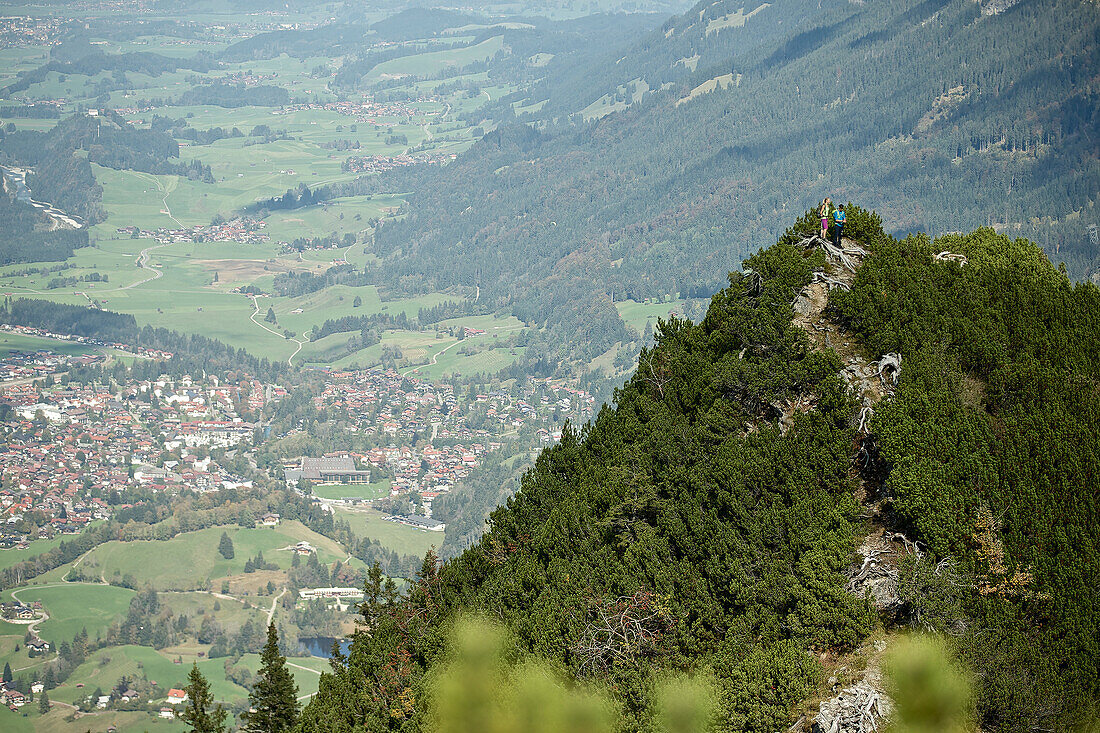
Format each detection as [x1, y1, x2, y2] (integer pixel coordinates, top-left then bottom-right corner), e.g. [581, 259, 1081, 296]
[833, 204, 846, 246]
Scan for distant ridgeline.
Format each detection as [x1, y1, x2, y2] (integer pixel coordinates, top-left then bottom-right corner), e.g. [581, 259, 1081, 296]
[297, 213, 1099, 732]
[0, 298, 287, 381]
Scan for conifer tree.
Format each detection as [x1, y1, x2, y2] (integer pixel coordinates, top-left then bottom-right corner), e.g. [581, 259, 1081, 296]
[38, 691, 49, 715]
[2, 661, 10, 683]
[242, 623, 299, 733]
[177, 663, 227, 733]
[218, 531, 234, 560]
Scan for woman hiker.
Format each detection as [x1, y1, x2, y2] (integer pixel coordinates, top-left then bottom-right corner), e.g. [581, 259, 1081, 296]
[819, 198, 832, 240]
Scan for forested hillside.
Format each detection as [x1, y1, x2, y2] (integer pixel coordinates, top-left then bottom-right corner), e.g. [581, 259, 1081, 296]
[291, 0, 1099, 364]
[296, 214, 1099, 732]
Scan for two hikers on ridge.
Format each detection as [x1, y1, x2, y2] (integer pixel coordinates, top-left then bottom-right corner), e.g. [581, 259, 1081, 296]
[819, 198, 845, 246]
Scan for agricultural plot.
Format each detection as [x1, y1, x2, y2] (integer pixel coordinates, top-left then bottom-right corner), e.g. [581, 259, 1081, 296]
[75, 521, 355, 592]
[333, 508, 439, 559]
[310, 479, 392, 501]
[47, 644, 248, 706]
[362, 36, 506, 83]
[0, 583, 136, 644]
[261, 194, 405, 243]
[416, 344, 525, 379]
[34, 708, 185, 733]
[0, 10, 531, 379]
[0, 534, 69, 571]
[0, 631, 45, 682]
[614, 298, 688, 334]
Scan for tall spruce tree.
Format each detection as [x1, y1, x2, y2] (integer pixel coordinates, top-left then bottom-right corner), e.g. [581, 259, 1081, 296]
[218, 531, 234, 560]
[242, 623, 299, 733]
[177, 663, 227, 733]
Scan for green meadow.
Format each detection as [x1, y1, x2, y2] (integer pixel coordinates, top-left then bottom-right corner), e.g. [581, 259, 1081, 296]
[1, 583, 136, 643]
[363, 36, 505, 82]
[76, 521, 357, 592]
[333, 508, 439, 559]
[0, 11, 528, 380]
[310, 479, 392, 501]
[614, 298, 688, 334]
[0, 535, 71, 571]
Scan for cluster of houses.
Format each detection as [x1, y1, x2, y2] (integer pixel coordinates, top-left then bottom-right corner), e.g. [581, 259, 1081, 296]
[0, 15, 64, 47]
[0, 348, 104, 382]
[0, 680, 44, 710]
[273, 98, 428, 122]
[1, 323, 174, 361]
[218, 70, 279, 86]
[0, 372, 272, 545]
[280, 369, 594, 522]
[0, 599, 44, 624]
[115, 217, 269, 246]
[0, 353, 593, 552]
[314, 368, 594, 446]
[341, 152, 456, 174]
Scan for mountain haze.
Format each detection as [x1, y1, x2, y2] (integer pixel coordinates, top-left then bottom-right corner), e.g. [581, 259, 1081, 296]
[352, 0, 1098, 362]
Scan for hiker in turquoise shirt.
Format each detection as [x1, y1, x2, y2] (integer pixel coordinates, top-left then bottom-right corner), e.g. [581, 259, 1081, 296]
[833, 205, 846, 246]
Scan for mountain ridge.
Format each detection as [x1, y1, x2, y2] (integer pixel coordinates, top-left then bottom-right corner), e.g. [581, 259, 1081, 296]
[296, 210, 1100, 731]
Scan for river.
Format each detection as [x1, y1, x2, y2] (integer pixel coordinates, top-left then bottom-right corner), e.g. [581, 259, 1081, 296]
[1, 164, 85, 230]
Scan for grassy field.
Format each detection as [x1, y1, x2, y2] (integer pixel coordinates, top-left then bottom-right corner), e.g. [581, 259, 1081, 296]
[0, 535, 70, 569]
[333, 508, 439, 559]
[47, 644, 246, 705]
[76, 521, 355, 591]
[615, 298, 687, 334]
[40, 641, 324, 711]
[0, 631, 47, 683]
[262, 194, 404, 242]
[6, 706, 185, 733]
[1, 583, 136, 644]
[364, 36, 505, 82]
[310, 479, 392, 501]
[416, 344, 524, 379]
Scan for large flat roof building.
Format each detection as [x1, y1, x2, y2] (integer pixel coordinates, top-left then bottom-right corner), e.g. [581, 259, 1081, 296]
[285, 456, 371, 485]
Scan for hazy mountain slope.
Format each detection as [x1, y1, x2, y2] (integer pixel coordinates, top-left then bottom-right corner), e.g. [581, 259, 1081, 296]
[363, 0, 1098, 363]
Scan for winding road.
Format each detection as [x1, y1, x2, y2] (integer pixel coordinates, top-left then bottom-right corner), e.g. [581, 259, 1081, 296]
[248, 295, 305, 365]
[400, 337, 467, 377]
[266, 587, 287, 625]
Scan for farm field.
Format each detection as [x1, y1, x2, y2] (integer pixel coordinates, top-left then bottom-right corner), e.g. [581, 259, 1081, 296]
[614, 298, 688, 334]
[0, 583, 136, 643]
[0, 5, 541, 378]
[414, 343, 525, 379]
[74, 521, 358, 592]
[333, 508, 440, 559]
[363, 36, 506, 82]
[41, 641, 329, 710]
[0, 535, 70, 569]
[310, 480, 392, 501]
